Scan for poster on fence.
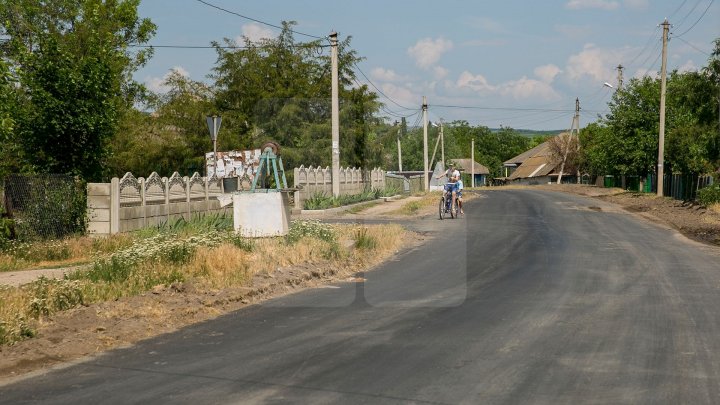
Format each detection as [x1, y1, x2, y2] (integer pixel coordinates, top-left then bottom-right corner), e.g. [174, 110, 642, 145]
[206, 149, 262, 178]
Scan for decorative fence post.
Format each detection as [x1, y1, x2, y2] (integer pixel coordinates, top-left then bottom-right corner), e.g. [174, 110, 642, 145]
[110, 177, 119, 234]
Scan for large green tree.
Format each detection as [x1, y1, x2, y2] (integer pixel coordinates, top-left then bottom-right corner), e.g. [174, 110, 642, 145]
[0, 0, 155, 180]
[210, 22, 379, 170]
[581, 39, 720, 177]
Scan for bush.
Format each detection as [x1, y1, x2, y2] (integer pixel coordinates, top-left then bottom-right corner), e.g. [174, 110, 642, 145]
[286, 220, 336, 244]
[697, 183, 720, 206]
[354, 227, 377, 250]
[5, 175, 87, 241]
[26, 276, 85, 318]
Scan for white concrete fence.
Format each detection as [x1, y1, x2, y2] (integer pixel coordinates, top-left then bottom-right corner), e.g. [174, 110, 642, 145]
[88, 167, 387, 235]
[293, 166, 385, 209]
[87, 172, 233, 235]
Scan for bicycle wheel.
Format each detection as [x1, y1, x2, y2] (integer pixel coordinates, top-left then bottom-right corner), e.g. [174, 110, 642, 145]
[439, 197, 446, 220]
[450, 197, 456, 219]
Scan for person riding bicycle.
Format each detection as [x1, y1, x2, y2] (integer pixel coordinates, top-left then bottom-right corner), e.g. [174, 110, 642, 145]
[436, 162, 461, 214]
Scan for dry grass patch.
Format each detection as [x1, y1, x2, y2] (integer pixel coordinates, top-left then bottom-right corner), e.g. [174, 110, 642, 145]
[710, 203, 720, 215]
[0, 222, 410, 346]
[390, 192, 442, 215]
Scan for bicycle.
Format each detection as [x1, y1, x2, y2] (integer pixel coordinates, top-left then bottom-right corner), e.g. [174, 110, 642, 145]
[439, 183, 459, 220]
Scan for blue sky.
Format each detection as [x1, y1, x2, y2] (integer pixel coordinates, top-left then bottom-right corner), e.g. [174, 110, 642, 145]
[136, 0, 720, 130]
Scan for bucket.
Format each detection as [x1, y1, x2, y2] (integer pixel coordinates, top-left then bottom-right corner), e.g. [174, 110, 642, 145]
[223, 177, 238, 192]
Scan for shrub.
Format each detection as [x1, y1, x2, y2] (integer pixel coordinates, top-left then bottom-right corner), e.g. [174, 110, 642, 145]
[5, 175, 86, 241]
[698, 183, 720, 206]
[26, 276, 85, 318]
[354, 227, 377, 250]
[286, 220, 336, 244]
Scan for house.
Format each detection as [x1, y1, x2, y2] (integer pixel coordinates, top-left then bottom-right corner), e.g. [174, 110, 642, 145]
[502, 133, 577, 185]
[449, 158, 490, 186]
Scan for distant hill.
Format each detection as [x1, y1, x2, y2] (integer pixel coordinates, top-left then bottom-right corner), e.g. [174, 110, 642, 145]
[490, 128, 562, 137]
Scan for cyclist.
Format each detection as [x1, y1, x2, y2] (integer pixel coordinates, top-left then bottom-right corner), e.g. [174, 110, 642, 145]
[436, 162, 461, 213]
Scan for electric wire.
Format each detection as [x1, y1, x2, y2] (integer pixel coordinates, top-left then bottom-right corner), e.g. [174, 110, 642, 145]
[352, 62, 416, 111]
[674, 0, 715, 37]
[625, 27, 662, 70]
[673, 36, 712, 56]
[669, 0, 691, 19]
[129, 44, 328, 50]
[674, 0, 705, 28]
[430, 104, 577, 113]
[195, 0, 326, 40]
[633, 39, 663, 75]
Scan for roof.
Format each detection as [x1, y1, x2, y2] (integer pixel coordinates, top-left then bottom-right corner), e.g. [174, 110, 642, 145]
[503, 142, 549, 167]
[449, 159, 490, 175]
[506, 133, 572, 180]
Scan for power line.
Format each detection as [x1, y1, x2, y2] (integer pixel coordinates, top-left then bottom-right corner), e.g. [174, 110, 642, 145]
[675, 0, 715, 37]
[626, 27, 662, 69]
[129, 43, 329, 50]
[674, 36, 712, 56]
[352, 62, 416, 111]
[430, 104, 577, 113]
[195, 0, 326, 40]
[669, 0, 691, 19]
[675, 0, 704, 28]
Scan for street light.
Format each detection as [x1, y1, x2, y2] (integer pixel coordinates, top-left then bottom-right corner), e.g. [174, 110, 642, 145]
[603, 82, 614, 89]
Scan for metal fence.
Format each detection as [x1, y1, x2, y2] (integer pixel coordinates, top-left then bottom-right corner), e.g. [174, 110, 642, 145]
[601, 174, 714, 201]
[2, 174, 86, 240]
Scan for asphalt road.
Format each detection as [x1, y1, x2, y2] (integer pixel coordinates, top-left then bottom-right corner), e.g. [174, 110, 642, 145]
[2, 190, 720, 404]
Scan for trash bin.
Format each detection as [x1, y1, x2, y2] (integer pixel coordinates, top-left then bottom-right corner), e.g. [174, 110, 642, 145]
[222, 177, 238, 192]
[604, 175, 615, 188]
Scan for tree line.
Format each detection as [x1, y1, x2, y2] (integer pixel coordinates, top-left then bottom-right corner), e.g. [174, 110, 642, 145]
[0, 0, 548, 183]
[2, 1, 717, 184]
[580, 40, 720, 179]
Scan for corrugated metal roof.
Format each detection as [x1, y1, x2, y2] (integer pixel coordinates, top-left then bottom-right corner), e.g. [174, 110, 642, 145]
[450, 159, 490, 175]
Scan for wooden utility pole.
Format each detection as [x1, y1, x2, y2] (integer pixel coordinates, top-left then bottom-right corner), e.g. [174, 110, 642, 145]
[440, 119, 445, 166]
[557, 98, 580, 184]
[330, 32, 340, 197]
[471, 138, 475, 188]
[423, 96, 429, 192]
[396, 119, 404, 172]
[657, 19, 670, 197]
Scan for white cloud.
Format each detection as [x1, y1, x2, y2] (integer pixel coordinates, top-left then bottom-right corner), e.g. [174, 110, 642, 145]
[434, 66, 450, 80]
[677, 60, 698, 72]
[534, 64, 562, 83]
[566, 0, 620, 10]
[453, 70, 561, 101]
[407, 38, 454, 69]
[379, 83, 418, 108]
[456, 71, 495, 93]
[236, 23, 275, 43]
[498, 77, 561, 101]
[565, 44, 621, 83]
[370, 67, 406, 82]
[145, 66, 190, 93]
